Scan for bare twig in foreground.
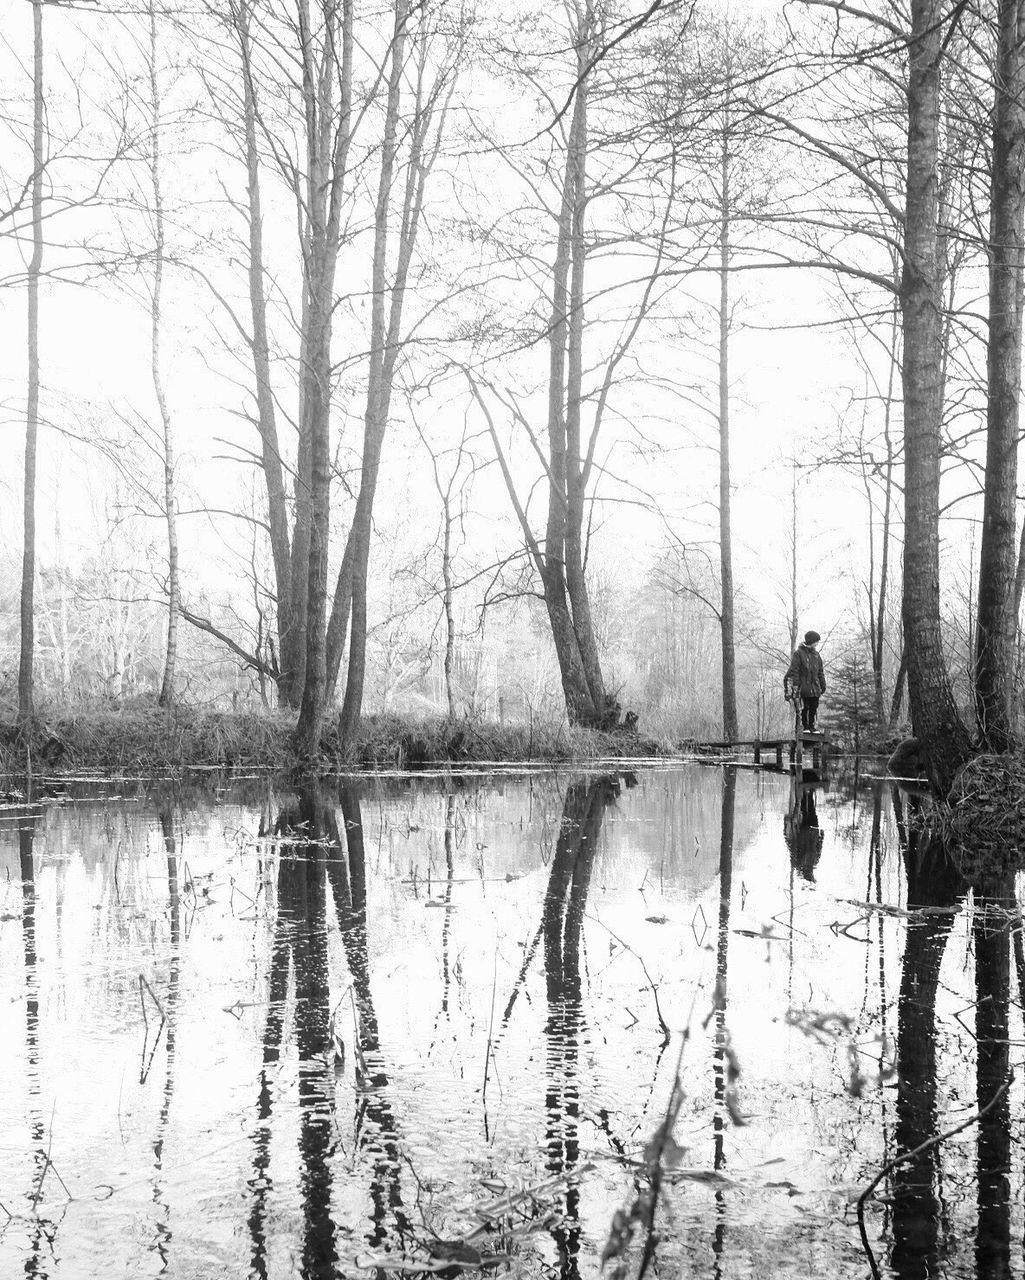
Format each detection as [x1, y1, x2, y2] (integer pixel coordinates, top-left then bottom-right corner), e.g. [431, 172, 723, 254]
[856, 1071, 1014, 1280]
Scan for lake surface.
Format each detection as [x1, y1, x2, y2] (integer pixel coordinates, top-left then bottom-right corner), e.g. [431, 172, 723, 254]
[0, 763, 1020, 1279]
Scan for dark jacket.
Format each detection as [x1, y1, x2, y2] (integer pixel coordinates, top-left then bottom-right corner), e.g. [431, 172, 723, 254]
[785, 644, 826, 697]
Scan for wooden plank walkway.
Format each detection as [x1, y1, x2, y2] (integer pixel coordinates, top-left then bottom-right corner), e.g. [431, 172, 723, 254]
[690, 732, 828, 773]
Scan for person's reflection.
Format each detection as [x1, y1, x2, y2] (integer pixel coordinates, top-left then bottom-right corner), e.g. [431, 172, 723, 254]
[889, 793, 966, 1280]
[249, 785, 338, 1280]
[542, 776, 617, 1280]
[324, 782, 410, 1253]
[783, 779, 824, 882]
[711, 767, 737, 1279]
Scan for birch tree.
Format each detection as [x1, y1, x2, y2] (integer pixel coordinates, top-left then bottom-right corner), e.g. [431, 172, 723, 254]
[143, 0, 181, 708]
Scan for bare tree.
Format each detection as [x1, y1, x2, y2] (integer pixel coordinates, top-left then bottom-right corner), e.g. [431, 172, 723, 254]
[19, 0, 44, 724]
[327, 2, 463, 742]
[464, 0, 679, 727]
[142, 0, 181, 708]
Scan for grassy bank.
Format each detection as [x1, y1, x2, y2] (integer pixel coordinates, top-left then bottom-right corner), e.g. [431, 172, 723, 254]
[0, 705, 672, 775]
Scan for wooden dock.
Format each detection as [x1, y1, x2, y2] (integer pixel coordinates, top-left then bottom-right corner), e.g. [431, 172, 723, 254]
[691, 732, 828, 773]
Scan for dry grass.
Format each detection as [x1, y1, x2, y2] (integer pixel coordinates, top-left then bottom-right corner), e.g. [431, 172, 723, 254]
[0, 705, 672, 775]
[0, 704, 294, 774]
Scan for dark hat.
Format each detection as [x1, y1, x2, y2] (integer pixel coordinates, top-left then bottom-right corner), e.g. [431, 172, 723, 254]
[804, 630, 821, 645]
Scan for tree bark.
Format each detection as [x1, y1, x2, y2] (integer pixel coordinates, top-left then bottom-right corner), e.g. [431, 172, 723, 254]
[900, 0, 971, 789]
[337, 1, 452, 740]
[233, 0, 295, 705]
[441, 488, 456, 720]
[336, 0, 408, 742]
[563, 28, 605, 715]
[149, 0, 180, 710]
[975, 0, 1025, 751]
[540, 14, 603, 727]
[293, 0, 354, 756]
[718, 114, 738, 742]
[19, 0, 44, 726]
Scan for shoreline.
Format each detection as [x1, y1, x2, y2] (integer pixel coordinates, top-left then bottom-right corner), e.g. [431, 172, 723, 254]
[0, 705, 675, 776]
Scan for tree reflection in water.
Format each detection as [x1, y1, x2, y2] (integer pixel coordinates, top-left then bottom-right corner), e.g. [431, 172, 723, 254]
[18, 805, 55, 1279]
[711, 767, 737, 1280]
[542, 776, 619, 1280]
[150, 805, 182, 1268]
[249, 781, 409, 1280]
[888, 787, 1015, 1280]
[971, 869, 1012, 1280]
[326, 783, 410, 1251]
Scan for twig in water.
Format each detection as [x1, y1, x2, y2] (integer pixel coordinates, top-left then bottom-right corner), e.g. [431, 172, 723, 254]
[481, 947, 499, 1139]
[138, 975, 167, 1084]
[139, 973, 166, 1021]
[587, 913, 670, 1045]
[31, 1103, 73, 1208]
[856, 1071, 1014, 1280]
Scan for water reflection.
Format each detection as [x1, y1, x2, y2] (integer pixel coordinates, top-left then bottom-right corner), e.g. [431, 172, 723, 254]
[252, 788, 339, 1279]
[2, 766, 1024, 1279]
[890, 806, 966, 1279]
[783, 778, 824, 883]
[542, 777, 617, 1278]
[250, 781, 414, 1280]
[327, 783, 410, 1253]
[971, 872, 1012, 1280]
[19, 805, 53, 1278]
[886, 790, 1018, 1280]
[711, 768, 737, 1278]
[150, 805, 181, 1267]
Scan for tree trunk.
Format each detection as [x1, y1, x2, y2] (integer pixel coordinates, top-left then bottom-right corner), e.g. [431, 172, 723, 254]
[718, 123, 738, 742]
[149, 0, 180, 710]
[975, 0, 1025, 751]
[900, 0, 971, 789]
[293, 295, 332, 756]
[871, 303, 899, 723]
[542, 23, 602, 728]
[563, 34, 605, 715]
[543, 572, 601, 724]
[234, 0, 295, 705]
[293, 0, 354, 756]
[337, 0, 425, 741]
[19, 0, 43, 726]
[441, 491, 456, 720]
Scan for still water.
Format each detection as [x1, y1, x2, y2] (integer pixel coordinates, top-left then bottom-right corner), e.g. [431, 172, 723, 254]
[0, 764, 1020, 1279]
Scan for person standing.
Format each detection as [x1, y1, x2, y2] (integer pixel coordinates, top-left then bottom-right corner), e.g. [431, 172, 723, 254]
[784, 630, 827, 732]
